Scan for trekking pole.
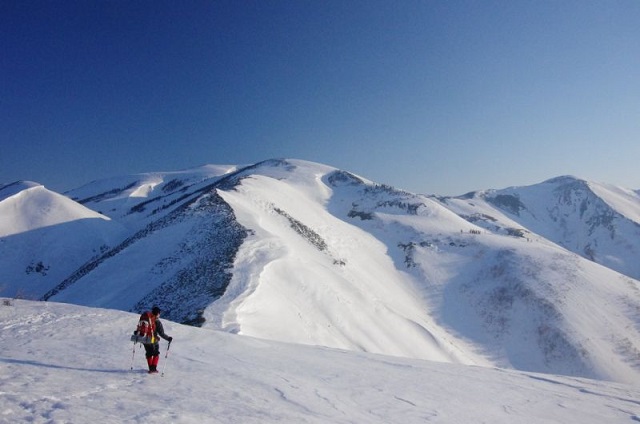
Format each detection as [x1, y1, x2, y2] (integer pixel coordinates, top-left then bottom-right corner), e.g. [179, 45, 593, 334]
[161, 340, 172, 377]
[130, 340, 137, 371]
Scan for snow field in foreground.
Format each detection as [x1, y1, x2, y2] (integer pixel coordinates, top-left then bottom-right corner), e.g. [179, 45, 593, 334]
[1, 300, 640, 423]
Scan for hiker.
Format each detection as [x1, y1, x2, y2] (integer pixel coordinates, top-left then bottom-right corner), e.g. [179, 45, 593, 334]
[136, 306, 173, 373]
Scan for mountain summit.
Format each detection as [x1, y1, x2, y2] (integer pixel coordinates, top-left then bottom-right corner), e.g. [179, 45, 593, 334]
[440, 174, 640, 280]
[2, 159, 640, 383]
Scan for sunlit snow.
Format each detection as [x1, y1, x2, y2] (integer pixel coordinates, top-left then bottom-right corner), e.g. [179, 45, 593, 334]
[1, 300, 639, 423]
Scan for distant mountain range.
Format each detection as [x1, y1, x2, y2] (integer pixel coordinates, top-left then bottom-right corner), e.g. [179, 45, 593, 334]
[2, 159, 640, 383]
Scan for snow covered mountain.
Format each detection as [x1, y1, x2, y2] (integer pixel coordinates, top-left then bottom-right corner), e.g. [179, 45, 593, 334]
[0, 181, 128, 298]
[438, 175, 640, 281]
[2, 159, 640, 384]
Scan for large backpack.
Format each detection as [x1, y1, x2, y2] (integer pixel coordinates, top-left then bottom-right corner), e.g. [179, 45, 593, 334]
[130, 312, 154, 344]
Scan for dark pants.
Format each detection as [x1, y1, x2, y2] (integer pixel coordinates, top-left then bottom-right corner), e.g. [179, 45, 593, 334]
[143, 342, 160, 358]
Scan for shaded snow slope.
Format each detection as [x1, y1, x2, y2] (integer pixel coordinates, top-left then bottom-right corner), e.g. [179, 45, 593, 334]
[0, 182, 127, 298]
[42, 188, 248, 326]
[2, 300, 639, 424]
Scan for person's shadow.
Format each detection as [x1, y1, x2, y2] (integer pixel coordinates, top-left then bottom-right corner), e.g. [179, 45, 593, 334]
[0, 357, 139, 374]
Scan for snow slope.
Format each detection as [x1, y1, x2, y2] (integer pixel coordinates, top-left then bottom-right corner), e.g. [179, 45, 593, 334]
[0, 182, 128, 299]
[0, 181, 115, 237]
[1, 300, 639, 424]
[2, 160, 640, 385]
[440, 176, 640, 280]
[204, 161, 640, 383]
[207, 163, 478, 365]
[66, 164, 240, 228]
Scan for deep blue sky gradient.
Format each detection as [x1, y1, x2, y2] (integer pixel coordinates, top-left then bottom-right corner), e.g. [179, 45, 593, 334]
[2, 1, 639, 195]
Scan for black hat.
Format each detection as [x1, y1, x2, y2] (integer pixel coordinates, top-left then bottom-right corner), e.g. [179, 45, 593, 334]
[151, 306, 161, 315]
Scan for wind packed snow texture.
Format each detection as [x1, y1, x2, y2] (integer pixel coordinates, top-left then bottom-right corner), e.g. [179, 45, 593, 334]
[1, 301, 640, 424]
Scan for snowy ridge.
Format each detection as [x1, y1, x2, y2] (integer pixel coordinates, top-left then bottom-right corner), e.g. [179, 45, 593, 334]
[588, 180, 640, 224]
[440, 175, 640, 281]
[1, 159, 640, 385]
[1, 300, 639, 424]
[0, 181, 42, 202]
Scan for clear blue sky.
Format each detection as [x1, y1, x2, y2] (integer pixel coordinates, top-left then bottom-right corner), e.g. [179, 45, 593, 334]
[2, 1, 639, 195]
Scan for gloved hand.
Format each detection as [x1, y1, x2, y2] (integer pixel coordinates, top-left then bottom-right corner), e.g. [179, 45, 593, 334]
[167, 336, 173, 343]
